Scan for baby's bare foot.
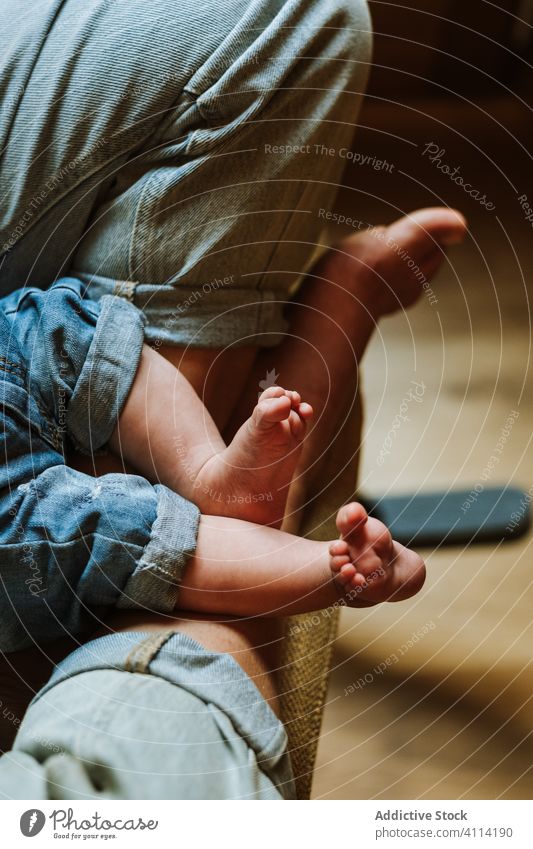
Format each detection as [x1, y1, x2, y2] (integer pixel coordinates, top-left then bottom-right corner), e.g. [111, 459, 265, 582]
[316, 207, 467, 318]
[329, 502, 426, 606]
[193, 386, 312, 526]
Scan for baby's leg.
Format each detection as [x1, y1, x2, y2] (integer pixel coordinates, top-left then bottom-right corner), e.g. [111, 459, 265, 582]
[112, 344, 313, 526]
[176, 502, 425, 617]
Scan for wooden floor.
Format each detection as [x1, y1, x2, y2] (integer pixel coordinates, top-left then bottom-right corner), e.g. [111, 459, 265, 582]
[312, 100, 533, 799]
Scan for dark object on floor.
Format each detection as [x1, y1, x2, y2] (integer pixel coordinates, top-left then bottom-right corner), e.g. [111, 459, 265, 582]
[363, 486, 530, 548]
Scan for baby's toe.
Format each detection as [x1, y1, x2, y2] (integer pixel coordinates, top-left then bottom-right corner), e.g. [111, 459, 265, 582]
[288, 409, 306, 440]
[336, 502, 368, 539]
[330, 554, 351, 573]
[337, 563, 357, 585]
[258, 386, 285, 402]
[297, 401, 313, 421]
[329, 539, 349, 557]
[254, 395, 292, 428]
[349, 571, 367, 590]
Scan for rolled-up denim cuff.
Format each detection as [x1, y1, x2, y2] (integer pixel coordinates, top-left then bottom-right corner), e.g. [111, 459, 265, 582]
[76, 272, 289, 348]
[67, 294, 145, 452]
[116, 485, 200, 613]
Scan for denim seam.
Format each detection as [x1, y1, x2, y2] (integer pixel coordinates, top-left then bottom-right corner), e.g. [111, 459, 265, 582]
[34, 402, 64, 452]
[73, 272, 289, 349]
[0, 363, 25, 381]
[127, 178, 149, 282]
[0, 356, 23, 369]
[0, 536, 144, 552]
[0, 356, 26, 382]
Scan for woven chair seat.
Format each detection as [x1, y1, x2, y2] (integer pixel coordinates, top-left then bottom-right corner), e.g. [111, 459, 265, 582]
[278, 393, 362, 798]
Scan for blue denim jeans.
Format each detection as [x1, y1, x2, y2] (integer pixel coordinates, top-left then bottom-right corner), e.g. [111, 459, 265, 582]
[0, 279, 199, 653]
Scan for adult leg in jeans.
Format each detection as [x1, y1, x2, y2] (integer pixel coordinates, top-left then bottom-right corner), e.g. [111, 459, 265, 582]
[0, 630, 294, 799]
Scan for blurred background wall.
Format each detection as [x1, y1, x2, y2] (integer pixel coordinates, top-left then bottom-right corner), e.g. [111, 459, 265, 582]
[313, 0, 533, 799]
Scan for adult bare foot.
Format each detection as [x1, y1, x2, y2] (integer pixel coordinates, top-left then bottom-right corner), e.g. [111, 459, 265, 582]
[315, 206, 467, 317]
[193, 386, 312, 526]
[329, 502, 426, 606]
